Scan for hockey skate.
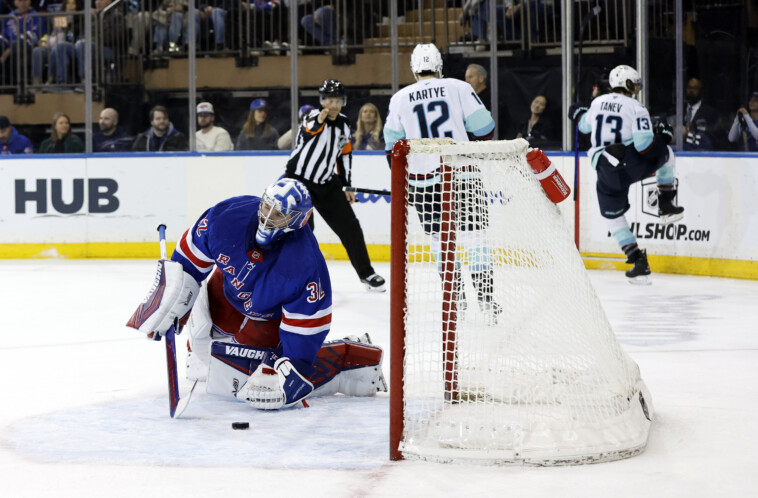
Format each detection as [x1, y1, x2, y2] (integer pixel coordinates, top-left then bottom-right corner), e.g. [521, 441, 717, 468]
[360, 273, 386, 293]
[625, 249, 652, 285]
[658, 191, 684, 225]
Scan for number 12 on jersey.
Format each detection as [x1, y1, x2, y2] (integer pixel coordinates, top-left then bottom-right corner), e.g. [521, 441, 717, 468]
[413, 100, 452, 138]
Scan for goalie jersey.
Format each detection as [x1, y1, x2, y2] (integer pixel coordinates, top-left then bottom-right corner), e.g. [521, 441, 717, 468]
[171, 195, 332, 365]
[384, 77, 495, 176]
[577, 92, 655, 168]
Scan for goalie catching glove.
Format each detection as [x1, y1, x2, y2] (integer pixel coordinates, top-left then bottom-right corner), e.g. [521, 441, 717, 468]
[126, 260, 199, 340]
[236, 356, 314, 410]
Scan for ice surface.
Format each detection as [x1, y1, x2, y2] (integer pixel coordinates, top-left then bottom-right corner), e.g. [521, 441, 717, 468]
[0, 260, 756, 497]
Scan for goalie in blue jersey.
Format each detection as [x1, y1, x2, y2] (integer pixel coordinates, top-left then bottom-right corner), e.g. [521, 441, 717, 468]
[127, 178, 386, 410]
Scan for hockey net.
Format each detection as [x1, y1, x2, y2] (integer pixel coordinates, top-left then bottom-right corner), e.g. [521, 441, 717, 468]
[389, 138, 652, 465]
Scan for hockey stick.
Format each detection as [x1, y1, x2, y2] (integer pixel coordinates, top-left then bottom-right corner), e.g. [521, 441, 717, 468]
[156, 224, 197, 419]
[573, 4, 602, 250]
[342, 186, 391, 196]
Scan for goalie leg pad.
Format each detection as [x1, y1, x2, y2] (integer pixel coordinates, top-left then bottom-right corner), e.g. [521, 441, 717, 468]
[311, 336, 386, 396]
[126, 260, 199, 337]
[185, 281, 214, 377]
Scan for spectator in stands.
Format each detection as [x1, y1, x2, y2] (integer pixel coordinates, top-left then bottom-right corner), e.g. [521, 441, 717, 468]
[278, 104, 314, 150]
[241, 0, 285, 53]
[0, 0, 47, 84]
[301, 2, 336, 47]
[516, 94, 554, 148]
[39, 112, 84, 153]
[132, 105, 189, 151]
[0, 115, 34, 154]
[74, 0, 126, 84]
[152, 0, 187, 53]
[196, 101, 233, 151]
[460, 0, 545, 47]
[32, 0, 80, 86]
[236, 98, 280, 150]
[727, 92, 758, 152]
[191, 2, 228, 51]
[352, 102, 384, 151]
[671, 77, 723, 151]
[93, 107, 131, 152]
[465, 63, 490, 109]
[464, 63, 508, 138]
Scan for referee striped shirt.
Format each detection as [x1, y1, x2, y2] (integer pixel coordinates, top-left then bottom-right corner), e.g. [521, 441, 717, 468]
[286, 110, 353, 185]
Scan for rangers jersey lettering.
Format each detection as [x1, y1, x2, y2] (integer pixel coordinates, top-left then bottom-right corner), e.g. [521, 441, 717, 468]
[172, 195, 333, 364]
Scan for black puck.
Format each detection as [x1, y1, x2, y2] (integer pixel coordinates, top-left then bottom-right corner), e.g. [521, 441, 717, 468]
[232, 422, 250, 430]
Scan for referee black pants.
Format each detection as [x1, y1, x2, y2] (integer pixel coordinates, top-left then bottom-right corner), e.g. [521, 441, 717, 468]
[288, 175, 376, 280]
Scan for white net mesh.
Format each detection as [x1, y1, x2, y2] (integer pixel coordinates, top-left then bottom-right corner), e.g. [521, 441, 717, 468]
[396, 138, 652, 465]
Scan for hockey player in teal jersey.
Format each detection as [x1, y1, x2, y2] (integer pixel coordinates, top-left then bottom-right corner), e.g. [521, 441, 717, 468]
[383, 43, 500, 321]
[570, 65, 684, 285]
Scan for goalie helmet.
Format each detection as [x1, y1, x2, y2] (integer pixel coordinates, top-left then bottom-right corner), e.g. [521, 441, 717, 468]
[410, 43, 443, 78]
[319, 79, 347, 106]
[609, 65, 642, 95]
[255, 178, 313, 247]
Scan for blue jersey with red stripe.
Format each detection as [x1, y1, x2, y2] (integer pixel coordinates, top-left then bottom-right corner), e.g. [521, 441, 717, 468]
[171, 195, 332, 368]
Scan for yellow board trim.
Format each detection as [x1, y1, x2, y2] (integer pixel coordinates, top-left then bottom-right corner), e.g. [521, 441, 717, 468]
[0, 243, 755, 281]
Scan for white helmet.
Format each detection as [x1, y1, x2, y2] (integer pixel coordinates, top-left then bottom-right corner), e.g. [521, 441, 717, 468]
[609, 65, 642, 94]
[410, 43, 443, 79]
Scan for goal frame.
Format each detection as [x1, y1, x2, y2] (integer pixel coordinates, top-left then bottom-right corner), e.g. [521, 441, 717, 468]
[388, 138, 652, 464]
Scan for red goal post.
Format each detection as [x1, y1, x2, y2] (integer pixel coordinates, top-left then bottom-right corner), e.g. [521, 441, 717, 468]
[389, 138, 652, 465]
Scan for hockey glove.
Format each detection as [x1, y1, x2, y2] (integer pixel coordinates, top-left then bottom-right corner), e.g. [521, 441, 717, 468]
[568, 103, 588, 123]
[654, 121, 674, 144]
[126, 260, 199, 340]
[237, 362, 285, 410]
[275, 357, 314, 407]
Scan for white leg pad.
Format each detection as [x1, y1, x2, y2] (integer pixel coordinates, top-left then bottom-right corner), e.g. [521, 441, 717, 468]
[184, 281, 216, 380]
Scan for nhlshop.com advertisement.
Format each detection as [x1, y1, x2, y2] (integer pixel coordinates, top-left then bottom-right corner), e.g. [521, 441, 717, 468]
[581, 155, 758, 262]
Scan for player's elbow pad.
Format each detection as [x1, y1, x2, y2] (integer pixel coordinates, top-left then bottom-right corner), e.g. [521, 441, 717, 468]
[126, 260, 200, 338]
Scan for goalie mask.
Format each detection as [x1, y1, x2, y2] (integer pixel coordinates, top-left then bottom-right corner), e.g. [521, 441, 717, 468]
[319, 79, 347, 106]
[255, 178, 313, 247]
[609, 65, 642, 95]
[410, 43, 443, 79]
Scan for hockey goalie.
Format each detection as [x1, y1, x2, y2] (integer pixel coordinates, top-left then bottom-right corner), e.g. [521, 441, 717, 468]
[127, 178, 387, 410]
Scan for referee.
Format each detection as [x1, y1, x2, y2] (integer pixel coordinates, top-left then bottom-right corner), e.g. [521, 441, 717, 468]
[285, 79, 386, 292]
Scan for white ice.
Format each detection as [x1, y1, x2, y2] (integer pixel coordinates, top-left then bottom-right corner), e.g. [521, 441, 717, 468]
[1, 260, 756, 497]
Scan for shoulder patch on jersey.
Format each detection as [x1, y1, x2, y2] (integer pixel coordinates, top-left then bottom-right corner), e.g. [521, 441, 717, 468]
[248, 250, 263, 262]
[196, 218, 208, 237]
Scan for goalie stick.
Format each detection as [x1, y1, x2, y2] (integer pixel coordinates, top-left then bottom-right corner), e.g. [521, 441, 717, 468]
[342, 186, 391, 197]
[156, 224, 197, 419]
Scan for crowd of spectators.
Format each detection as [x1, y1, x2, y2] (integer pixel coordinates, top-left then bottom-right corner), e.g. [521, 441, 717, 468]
[4, 65, 758, 155]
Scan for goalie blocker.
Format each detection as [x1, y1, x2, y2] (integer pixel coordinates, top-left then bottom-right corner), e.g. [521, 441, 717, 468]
[207, 335, 387, 409]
